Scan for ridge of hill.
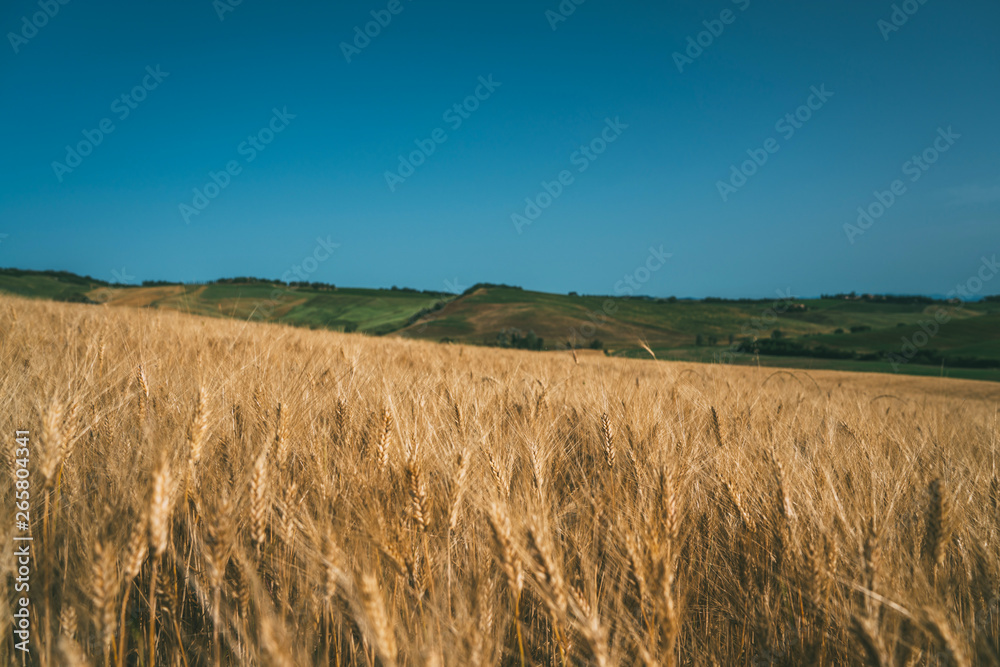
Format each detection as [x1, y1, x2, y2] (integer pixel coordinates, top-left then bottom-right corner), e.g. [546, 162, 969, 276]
[3, 267, 999, 381]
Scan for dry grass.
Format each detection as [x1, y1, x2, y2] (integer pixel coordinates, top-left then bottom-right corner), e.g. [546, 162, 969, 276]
[1, 294, 999, 666]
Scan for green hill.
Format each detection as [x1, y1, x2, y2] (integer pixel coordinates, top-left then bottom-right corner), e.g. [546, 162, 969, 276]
[0, 267, 108, 302]
[3, 268, 999, 381]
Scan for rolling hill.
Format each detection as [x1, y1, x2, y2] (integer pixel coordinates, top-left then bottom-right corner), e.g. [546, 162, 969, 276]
[3, 267, 999, 381]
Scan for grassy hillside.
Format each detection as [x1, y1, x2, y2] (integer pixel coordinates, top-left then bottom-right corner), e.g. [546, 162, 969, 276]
[0, 269, 455, 335]
[0, 267, 108, 302]
[84, 280, 451, 335]
[3, 268, 999, 380]
[400, 286, 1000, 381]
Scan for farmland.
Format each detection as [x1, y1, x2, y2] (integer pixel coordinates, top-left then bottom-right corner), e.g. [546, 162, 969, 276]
[3, 267, 1000, 381]
[1, 293, 998, 665]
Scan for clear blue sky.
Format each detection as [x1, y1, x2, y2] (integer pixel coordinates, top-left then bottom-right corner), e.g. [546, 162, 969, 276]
[1, 0, 998, 298]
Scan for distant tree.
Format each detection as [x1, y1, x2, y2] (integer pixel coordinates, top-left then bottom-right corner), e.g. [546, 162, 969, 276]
[494, 328, 544, 351]
[696, 333, 704, 346]
[56, 293, 97, 304]
[589, 339, 604, 350]
[834, 328, 845, 334]
[707, 335, 718, 346]
[728, 333, 735, 345]
[771, 329, 785, 340]
[461, 283, 524, 295]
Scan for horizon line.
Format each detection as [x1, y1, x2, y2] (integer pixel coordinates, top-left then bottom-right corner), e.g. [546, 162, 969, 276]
[2, 265, 996, 303]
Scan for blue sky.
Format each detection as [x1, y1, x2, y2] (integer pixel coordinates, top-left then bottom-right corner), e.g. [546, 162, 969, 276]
[1, 0, 998, 298]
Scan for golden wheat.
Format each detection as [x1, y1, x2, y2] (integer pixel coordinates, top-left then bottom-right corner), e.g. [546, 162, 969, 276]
[1, 293, 998, 665]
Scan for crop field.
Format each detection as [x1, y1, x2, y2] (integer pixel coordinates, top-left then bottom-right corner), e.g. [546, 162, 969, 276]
[1, 293, 998, 665]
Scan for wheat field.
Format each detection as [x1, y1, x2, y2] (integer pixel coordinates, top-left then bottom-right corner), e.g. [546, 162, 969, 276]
[1, 294, 998, 666]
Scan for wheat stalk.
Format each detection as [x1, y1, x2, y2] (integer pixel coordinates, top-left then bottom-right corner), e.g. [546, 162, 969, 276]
[600, 412, 616, 469]
[205, 493, 233, 667]
[448, 448, 470, 531]
[406, 444, 430, 532]
[359, 572, 397, 667]
[923, 478, 951, 585]
[376, 408, 392, 472]
[251, 451, 269, 549]
[527, 520, 569, 652]
[850, 614, 889, 667]
[136, 364, 150, 423]
[186, 387, 210, 486]
[335, 397, 350, 444]
[486, 450, 508, 497]
[91, 541, 117, 665]
[59, 605, 78, 640]
[710, 406, 723, 447]
[274, 402, 290, 468]
[148, 461, 174, 559]
[147, 460, 173, 667]
[119, 516, 148, 666]
[487, 501, 523, 599]
[923, 606, 971, 667]
[40, 398, 65, 490]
